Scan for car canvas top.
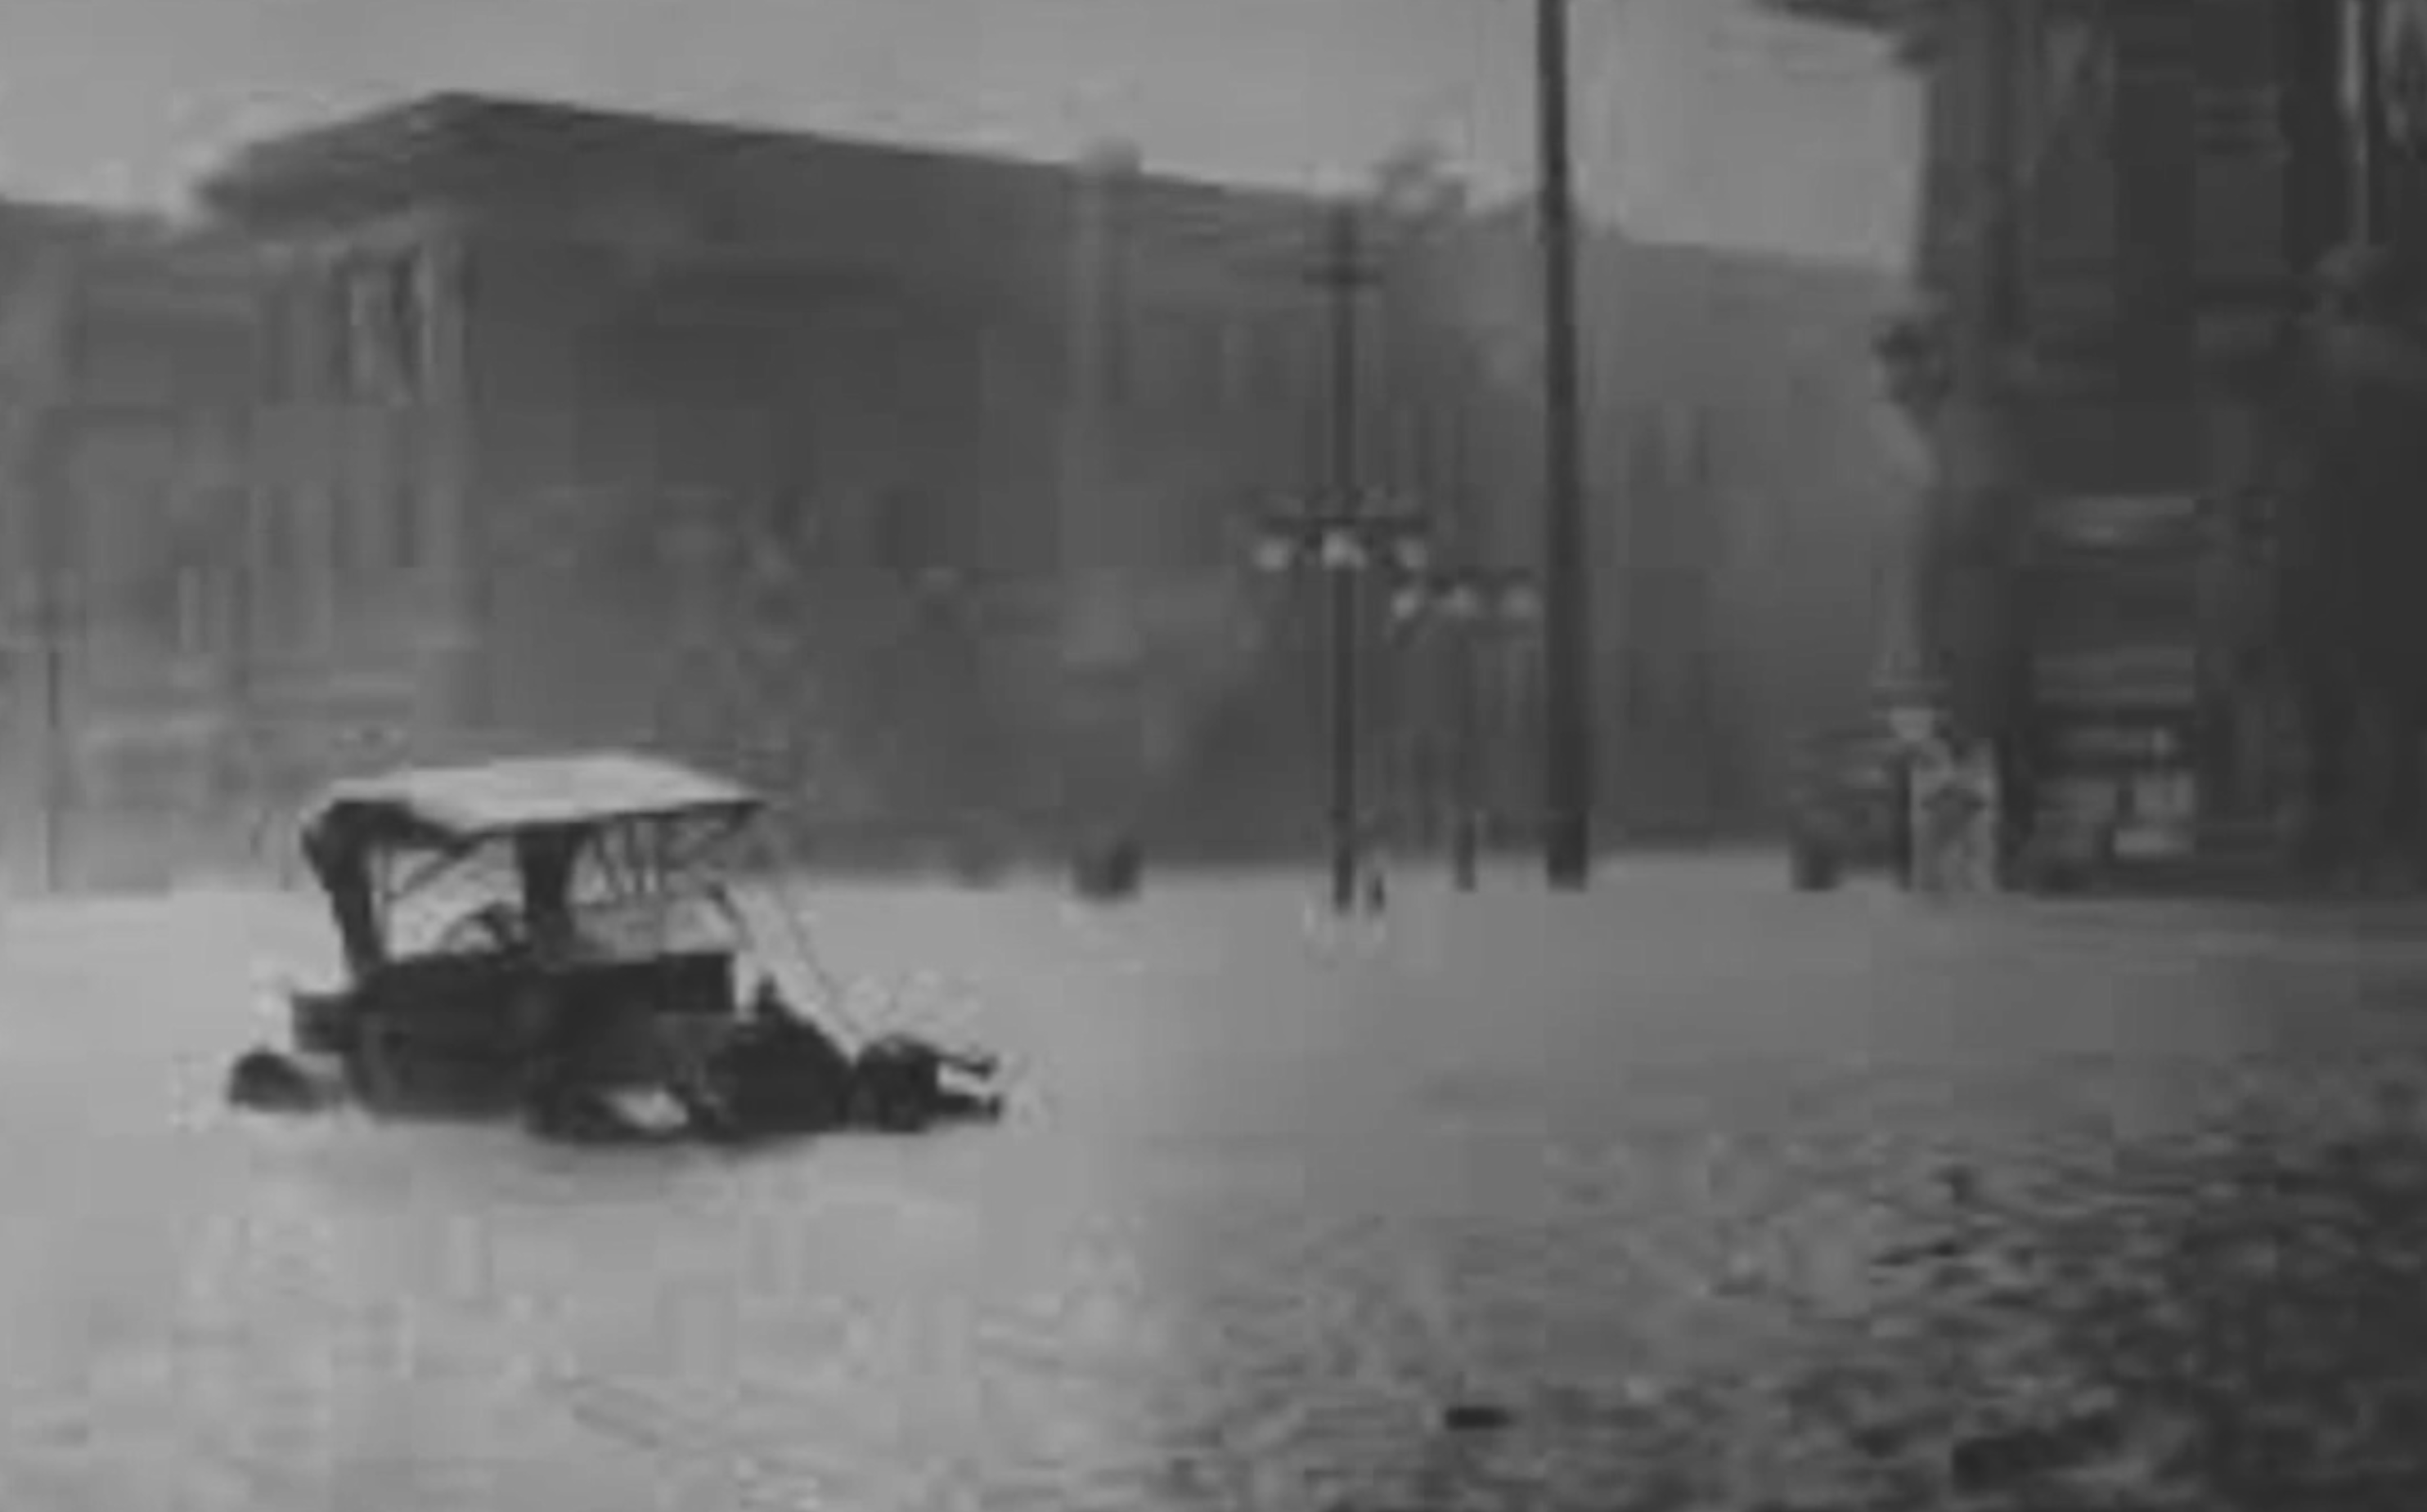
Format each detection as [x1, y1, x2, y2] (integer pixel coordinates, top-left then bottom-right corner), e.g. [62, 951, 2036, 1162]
[309, 751, 762, 850]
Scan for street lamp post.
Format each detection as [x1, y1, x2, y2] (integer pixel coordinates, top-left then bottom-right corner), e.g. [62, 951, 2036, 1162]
[1391, 567, 1542, 890]
[1254, 509, 1431, 912]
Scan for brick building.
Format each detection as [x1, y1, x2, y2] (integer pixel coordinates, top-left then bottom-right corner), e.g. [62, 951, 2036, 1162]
[0, 206, 276, 884]
[1, 91, 1908, 882]
[151, 93, 1483, 866]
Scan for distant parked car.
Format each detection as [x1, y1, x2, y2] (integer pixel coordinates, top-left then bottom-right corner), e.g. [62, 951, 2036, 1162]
[1070, 832, 1144, 902]
[1785, 719, 1922, 891]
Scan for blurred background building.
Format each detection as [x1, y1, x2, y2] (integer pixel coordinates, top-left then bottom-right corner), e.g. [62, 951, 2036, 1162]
[0, 91, 1907, 886]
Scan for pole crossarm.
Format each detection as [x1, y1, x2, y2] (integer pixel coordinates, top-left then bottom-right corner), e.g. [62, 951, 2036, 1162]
[1252, 510, 1432, 575]
[1306, 206, 1384, 294]
[1390, 565, 1543, 628]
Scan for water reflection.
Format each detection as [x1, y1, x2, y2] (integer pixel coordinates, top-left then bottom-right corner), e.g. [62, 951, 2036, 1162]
[1794, 1043, 2427, 1510]
[18, 881, 2427, 1509]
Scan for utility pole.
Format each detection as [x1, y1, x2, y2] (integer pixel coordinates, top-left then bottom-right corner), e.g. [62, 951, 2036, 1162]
[2354, 0, 2387, 245]
[1316, 203, 1378, 913]
[1253, 203, 1434, 914]
[37, 451, 65, 893]
[1537, 0, 1595, 889]
[226, 485, 258, 864]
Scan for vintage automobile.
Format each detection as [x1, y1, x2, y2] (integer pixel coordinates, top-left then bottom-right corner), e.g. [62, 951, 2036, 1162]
[225, 751, 1005, 1143]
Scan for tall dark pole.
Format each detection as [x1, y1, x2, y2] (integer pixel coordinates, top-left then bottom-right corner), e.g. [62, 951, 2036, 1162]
[2354, 0, 2386, 245]
[38, 464, 64, 893]
[1317, 203, 1373, 914]
[1537, 0, 1594, 889]
[1450, 623, 1481, 890]
[229, 487, 258, 859]
[31, 277, 71, 896]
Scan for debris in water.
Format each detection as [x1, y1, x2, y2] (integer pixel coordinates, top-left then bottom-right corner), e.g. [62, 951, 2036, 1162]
[225, 1046, 337, 1114]
[1440, 1401, 1513, 1433]
[1948, 1411, 2127, 1493]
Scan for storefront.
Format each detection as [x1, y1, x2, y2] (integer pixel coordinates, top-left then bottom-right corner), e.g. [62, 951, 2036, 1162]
[1876, 0, 2370, 879]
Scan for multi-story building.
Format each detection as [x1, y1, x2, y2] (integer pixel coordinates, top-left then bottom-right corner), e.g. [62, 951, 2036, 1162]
[154, 93, 1466, 865]
[0, 205, 275, 886]
[1, 90, 1911, 882]
[1793, 0, 2411, 878]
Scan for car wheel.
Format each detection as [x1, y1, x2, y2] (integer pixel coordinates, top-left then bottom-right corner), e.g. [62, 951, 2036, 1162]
[227, 1046, 325, 1114]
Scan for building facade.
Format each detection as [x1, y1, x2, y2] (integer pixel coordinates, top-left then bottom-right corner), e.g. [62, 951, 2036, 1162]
[1813, 0, 2394, 874]
[1, 92, 1911, 883]
[0, 211, 276, 885]
[187, 94, 1461, 864]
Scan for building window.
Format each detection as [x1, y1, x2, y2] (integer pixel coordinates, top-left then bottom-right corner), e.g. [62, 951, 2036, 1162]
[363, 472, 396, 581]
[173, 553, 210, 660]
[1156, 312, 1198, 415]
[250, 490, 283, 641]
[318, 260, 353, 396]
[1256, 316, 1305, 415]
[392, 473, 423, 573]
[330, 477, 361, 587]
[413, 246, 449, 397]
[1177, 315, 1219, 417]
[271, 280, 316, 402]
[874, 487, 941, 578]
[342, 254, 422, 400]
[1216, 316, 1252, 413]
[349, 262, 381, 396]
[291, 487, 332, 646]
[267, 269, 320, 400]
[348, 259, 381, 394]
[370, 424, 417, 580]
[974, 325, 1008, 446]
[389, 253, 425, 395]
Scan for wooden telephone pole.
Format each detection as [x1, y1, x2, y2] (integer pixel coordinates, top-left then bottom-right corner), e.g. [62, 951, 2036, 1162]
[1537, 0, 1596, 889]
[1315, 204, 1379, 912]
[1253, 200, 1434, 913]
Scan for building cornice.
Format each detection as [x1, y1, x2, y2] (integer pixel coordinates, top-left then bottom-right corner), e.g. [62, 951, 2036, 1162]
[1759, 0, 1938, 67]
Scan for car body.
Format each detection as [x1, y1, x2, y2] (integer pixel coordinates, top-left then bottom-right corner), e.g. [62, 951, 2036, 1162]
[235, 750, 1001, 1141]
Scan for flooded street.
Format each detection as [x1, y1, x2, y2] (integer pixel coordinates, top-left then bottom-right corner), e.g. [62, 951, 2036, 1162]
[7, 858, 2427, 1510]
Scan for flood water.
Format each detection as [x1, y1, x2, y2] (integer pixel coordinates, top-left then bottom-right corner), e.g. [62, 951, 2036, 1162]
[7, 859, 2427, 1510]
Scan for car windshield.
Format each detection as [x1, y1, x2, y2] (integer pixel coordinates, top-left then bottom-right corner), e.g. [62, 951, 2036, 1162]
[559, 888, 742, 962]
[373, 819, 749, 962]
[381, 843, 524, 960]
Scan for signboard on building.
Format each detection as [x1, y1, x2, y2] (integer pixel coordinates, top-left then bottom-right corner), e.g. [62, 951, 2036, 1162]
[2029, 491, 2203, 554]
[2023, 489, 2209, 868]
[2028, 491, 2205, 716]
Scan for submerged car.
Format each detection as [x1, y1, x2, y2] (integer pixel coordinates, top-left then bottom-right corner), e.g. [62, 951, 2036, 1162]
[227, 751, 1005, 1144]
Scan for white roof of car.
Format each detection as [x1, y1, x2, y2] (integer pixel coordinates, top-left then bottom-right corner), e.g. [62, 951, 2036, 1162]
[312, 751, 761, 842]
